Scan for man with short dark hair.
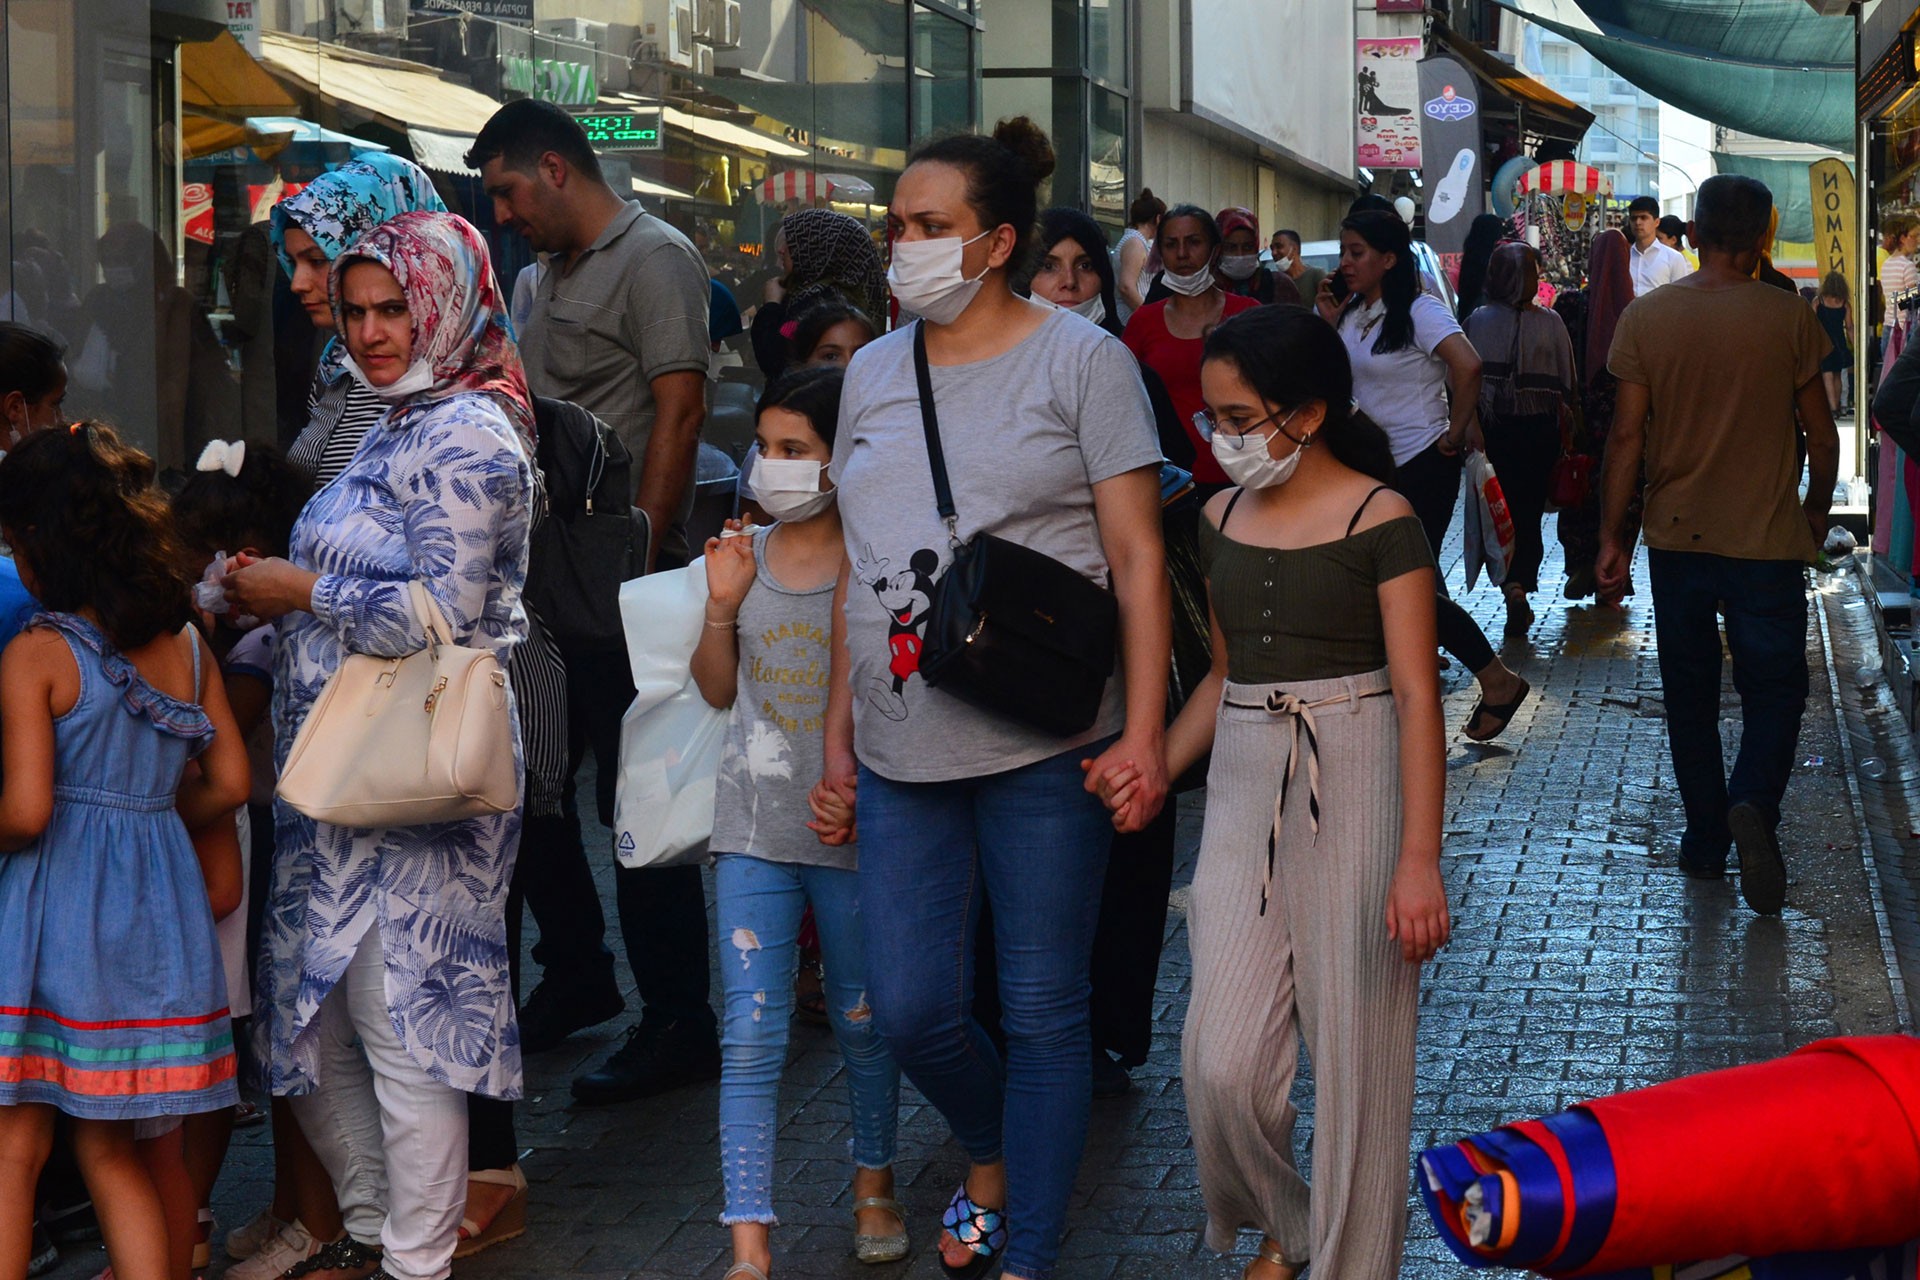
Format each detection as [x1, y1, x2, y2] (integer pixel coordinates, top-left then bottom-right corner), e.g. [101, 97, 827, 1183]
[467, 99, 721, 1102]
[1598, 174, 1837, 916]
[1625, 194, 1689, 295]
[1270, 227, 1324, 300]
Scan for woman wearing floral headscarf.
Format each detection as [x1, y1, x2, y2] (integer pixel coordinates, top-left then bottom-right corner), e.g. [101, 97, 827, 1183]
[224, 211, 536, 1280]
[749, 207, 887, 378]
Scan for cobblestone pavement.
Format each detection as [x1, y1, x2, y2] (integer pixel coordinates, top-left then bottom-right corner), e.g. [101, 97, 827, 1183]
[57, 524, 1909, 1280]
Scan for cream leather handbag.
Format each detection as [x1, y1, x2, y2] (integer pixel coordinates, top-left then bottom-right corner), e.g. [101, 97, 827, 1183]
[277, 582, 519, 828]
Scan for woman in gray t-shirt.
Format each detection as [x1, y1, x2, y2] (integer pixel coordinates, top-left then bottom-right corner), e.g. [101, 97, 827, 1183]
[692, 367, 908, 1280]
[818, 118, 1170, 1280]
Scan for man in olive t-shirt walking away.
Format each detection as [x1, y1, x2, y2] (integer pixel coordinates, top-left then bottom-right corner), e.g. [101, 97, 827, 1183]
[468, 100, 720, 1102]
[1598, 174, 1837, 915]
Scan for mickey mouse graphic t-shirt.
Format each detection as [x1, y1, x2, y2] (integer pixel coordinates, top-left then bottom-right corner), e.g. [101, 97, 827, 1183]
[830, 309, 1161, 782]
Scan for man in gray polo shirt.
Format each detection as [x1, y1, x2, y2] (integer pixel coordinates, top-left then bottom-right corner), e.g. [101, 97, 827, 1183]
[468, 100, 719, 1105]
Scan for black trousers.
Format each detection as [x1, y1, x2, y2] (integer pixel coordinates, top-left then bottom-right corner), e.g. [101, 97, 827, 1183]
[1481, 410, 1561, 594]
[1393, 440, 1497, 673]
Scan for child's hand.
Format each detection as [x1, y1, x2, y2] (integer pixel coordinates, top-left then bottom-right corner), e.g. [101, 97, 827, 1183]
[807, 777, 857, 846]
[701, 520, 759, 612]
[1082, 758, 1147, 831]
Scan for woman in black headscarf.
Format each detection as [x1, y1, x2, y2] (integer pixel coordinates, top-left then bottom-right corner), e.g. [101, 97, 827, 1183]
[749, 208, 888, 379]
[1453, 213, 1507, 320]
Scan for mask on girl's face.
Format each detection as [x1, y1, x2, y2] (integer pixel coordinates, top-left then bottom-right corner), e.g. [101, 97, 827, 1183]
[749, 455, 837, 522]
[1217, 254, 1260, 282]
[1160, 261, 1216, 297]
[1037, 292, 1108, 326]
[887, 230, 992, 326]
[1210, 409, 1308, 490]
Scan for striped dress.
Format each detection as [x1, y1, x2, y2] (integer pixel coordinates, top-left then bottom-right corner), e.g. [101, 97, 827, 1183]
[0, 614, 238, 1119]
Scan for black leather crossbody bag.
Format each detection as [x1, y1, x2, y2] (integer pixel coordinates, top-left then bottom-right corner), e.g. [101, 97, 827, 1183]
[912, 322, 1119, 737]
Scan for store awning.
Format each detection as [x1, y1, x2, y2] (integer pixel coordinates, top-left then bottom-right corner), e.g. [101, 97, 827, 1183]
[182, 31, 302, 119]
[258, 30, 501, 139]
[660, 104, 809, 159]
[1490, 0, 1853, 150]
[1710, 151, 1843, 242]
[1433, 26, 1594, 144]
[407, 127, 475, 176]
[183, 116, 296, 161]
[632, 174, 698, 201]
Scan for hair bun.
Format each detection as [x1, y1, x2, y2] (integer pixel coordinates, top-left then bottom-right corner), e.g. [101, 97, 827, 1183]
[1138, 187, 1155, 200]
[992, 116, 1057, 186]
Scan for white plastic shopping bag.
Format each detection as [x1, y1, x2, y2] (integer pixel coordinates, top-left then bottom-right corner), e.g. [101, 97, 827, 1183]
[1463, 451, 1515, 590]
[612, 559, 730, 869]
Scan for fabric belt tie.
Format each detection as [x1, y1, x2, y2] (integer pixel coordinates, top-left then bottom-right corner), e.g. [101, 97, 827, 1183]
[1224, 682, 1393, 915]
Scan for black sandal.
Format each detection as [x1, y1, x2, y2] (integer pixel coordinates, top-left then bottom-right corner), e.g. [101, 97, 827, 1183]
[937, 1185, 1006, 1279]
[1464, 677, 1531, 742]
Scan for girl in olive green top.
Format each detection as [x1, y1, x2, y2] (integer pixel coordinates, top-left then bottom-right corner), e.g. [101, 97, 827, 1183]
[1094, 306, 1451, 1280]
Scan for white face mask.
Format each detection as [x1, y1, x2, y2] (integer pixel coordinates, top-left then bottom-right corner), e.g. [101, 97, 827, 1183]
[343, 353, 437, 402]
[1036, 291, 1108, 326]
[1210, 410, 1308, 490]
[750, 455, 836, 522]
[1217, 254, 1260, 282]
[1274, 255, 1295, 271]
[887, 230, 992, 326]
[1161, 260, 1216, 297]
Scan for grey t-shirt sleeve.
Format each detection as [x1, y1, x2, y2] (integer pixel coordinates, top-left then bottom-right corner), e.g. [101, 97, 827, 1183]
[1074, 332, 1163, 485]
[623, 242, 714, 384]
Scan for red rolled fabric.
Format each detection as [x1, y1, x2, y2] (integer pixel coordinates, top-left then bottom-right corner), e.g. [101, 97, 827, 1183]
[1563, 1037, 1920, 1276]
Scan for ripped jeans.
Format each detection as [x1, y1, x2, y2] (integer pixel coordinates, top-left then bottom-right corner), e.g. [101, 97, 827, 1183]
[714, 854, 901, 1224]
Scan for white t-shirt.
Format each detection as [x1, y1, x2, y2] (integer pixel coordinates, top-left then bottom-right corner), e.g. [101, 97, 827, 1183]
[1629, 239, 1690, 296]
[1340, 292, 1462, 467]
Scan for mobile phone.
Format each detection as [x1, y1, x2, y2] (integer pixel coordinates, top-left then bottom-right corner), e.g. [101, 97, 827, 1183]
[1326, 270, 1351, 302]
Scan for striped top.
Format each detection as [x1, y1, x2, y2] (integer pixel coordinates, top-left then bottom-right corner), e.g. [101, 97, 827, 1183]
[287, 375, 383, 488]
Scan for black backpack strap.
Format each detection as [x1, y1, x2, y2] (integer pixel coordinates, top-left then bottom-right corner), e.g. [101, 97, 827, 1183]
[1219, 486, 1246, 533]
[1346, 484, 1391, 536]
[912, 322, 960, 540]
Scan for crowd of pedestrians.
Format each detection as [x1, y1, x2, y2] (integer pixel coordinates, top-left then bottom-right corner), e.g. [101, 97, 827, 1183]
[0, 94, 1840, 1280]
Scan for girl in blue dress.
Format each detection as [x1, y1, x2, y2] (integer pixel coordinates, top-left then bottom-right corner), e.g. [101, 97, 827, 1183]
[0, 421, 250, 1280]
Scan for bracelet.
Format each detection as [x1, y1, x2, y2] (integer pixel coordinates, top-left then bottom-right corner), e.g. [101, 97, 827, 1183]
[705, 617, 737, 630]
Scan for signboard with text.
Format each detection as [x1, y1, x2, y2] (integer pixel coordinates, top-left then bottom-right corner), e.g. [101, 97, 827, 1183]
[1810, 157, 1856, 291]
[1357, 37, 1423, 170]
[224, 0, 260, 54]
[1418, 55, 1483, 268]
[574, 109, 664, 153]
[414, 0, 533, 25]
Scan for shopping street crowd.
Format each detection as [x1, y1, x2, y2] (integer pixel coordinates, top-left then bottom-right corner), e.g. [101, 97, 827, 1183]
[0, 102, 1844, 1280]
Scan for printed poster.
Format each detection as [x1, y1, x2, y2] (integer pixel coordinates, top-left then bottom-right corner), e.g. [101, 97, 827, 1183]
[1809, 158, 1855, 292]
[1417, 54, 1484, 269]
[1358, 38, 1423, 170]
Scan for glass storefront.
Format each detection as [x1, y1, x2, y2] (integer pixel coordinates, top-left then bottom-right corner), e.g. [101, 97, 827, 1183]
[0, 0, 1131, 475]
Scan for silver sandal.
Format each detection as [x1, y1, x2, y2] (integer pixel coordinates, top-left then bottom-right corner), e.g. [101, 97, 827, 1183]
[723, 1264, 769, 1280]
[852, 1196, 910, 1265]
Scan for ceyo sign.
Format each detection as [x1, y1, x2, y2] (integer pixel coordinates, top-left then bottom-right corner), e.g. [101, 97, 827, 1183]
[1424, 85, 1476, 122]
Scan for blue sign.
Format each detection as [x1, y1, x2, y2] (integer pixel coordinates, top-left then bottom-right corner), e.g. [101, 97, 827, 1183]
[1424, 86, 1477, 122]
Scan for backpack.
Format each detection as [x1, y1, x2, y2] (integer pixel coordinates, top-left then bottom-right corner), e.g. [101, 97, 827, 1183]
[525, 396, 649, 653]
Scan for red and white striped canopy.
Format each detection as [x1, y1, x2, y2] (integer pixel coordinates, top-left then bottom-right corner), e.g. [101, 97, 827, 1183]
[1518, 161, 1613, 196]
[758, 171, 878, 204]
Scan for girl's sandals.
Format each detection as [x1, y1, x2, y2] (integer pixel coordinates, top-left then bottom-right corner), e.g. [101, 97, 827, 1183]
[937, 1185, 1007, 1279]
[724, 1265, 770, 1280]
[455, 1163, 529, 1259]
[1464, 676, 1531, 742]
[852, 1197, 909, 1265]
[1243, 1241, 1301, 1280]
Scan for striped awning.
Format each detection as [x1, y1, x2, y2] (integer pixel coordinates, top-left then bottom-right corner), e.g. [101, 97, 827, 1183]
[758, 171, 879, 204]
[1518, 160, 1613, 196]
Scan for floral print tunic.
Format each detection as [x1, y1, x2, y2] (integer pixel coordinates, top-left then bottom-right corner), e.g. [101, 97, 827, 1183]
[256, 390, 533, 1100]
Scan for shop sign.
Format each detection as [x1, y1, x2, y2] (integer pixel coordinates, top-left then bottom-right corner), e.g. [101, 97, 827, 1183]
[503, 55, 597, 105]
[1418, 55, 1483, 265]
[574, 109, 664, 153]
[415, 0, 534, 25]
[183, 184, 216, 246]
[1357, 37, 1423, 170]
[1809, 158, 1856, 293]
[224, 0, 260, 55]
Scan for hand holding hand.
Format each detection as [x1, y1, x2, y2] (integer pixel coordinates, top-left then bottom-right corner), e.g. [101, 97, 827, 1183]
[1081, 730, 1168, 834]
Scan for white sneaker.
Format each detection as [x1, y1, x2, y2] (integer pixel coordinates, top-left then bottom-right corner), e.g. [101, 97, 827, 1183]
[224, 1209, 288, 1261]
[225, 1220, 319, 1280]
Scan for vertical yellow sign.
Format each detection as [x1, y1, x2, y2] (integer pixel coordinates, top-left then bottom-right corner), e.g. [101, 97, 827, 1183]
[1810, 157, 1856, 288]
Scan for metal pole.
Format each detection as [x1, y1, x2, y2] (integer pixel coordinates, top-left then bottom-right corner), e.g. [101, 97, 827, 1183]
[1860, 113, 1872, 487]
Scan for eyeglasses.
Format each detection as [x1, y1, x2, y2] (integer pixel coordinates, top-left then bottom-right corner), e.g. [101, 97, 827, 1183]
[1192, 406, 1296, 450]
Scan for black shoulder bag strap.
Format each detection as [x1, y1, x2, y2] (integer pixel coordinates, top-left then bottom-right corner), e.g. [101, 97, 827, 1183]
[912, 321, 962, 546]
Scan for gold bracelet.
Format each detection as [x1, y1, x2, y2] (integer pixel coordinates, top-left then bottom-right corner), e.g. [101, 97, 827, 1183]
[705, 617, 737, 630]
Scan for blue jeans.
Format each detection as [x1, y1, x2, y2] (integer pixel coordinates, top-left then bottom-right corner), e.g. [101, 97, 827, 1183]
[714, 855, 900, 1224]
[857, 743, 1115, 1280]
[1647, 550, 1809, 868]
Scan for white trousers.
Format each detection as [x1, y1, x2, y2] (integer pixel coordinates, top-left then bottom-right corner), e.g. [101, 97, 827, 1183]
[289, 923, 468, 1280]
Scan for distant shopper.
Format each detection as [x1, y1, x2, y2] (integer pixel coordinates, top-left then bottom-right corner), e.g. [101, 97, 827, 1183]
[1656, 214, 1697, 267]
[1214, 207, 1300, 307]
[1598, 174, 1837, 916]
[1116, 188, 1165, 321]
[1272, 229, 1324, 301]
[1452, 214, 1505, 319]
[467, 99, 721, 1105]
[1556, 228, 1639, 601]
[1816, 271, 1853, 415]
[1625, 196, 1688, 296]
[747, 208, 888, 380]
[1879, 215, 1918, 351]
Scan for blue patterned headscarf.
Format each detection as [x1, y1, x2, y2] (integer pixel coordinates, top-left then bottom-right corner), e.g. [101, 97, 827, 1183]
[269, 153, 447, 278]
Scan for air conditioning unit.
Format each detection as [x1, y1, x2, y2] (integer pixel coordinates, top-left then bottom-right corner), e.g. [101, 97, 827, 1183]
[715, 0, 742, 49]
[537, 17, 609, 49]
[694, 42, 714, 76]
[633, 0, 693, 69]
[692, 0, 717, 41]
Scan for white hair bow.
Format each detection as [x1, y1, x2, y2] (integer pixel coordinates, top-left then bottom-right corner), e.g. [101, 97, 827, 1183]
[195, 440, 246, 478]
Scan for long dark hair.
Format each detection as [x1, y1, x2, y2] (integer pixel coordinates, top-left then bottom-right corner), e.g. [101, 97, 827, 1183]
[0, 322, 64, 403]
[1454, 214, 1505, 319]
[908, 116, 1058, 277]
[1203, 305, 1395, 482]
[1340, 210, 1419, 355]
[1038, 206, 1121, 337]
[0, 422, 193, 649]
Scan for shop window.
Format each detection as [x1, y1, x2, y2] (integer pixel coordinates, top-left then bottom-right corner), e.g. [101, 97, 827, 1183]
[1089, 0, 1126, 87]
[913, 7, 975, 142]
[1091, 85, 1126, 225]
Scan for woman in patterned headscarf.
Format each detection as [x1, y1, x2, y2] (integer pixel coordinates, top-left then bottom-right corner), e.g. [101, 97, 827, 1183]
[224, 211, 536, 1280]
[749, 207, 888, 377]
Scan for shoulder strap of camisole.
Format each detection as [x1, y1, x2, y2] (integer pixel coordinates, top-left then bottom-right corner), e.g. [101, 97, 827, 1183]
[1220, 486, 1246, 533]
[185, 625, 203, 702]
[1346, 485, 1391, 536]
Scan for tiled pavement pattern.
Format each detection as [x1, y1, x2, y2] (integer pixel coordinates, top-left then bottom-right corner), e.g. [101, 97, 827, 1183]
[53, 526, 1912, 1280]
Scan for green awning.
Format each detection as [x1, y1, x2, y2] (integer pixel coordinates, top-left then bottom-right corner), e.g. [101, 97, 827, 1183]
[1709, 151, 1846, 243]
[1494, 0, 1854, 151]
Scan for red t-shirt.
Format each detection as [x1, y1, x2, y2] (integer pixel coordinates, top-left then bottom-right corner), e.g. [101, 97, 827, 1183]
[1122, 293, 1262, 485]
